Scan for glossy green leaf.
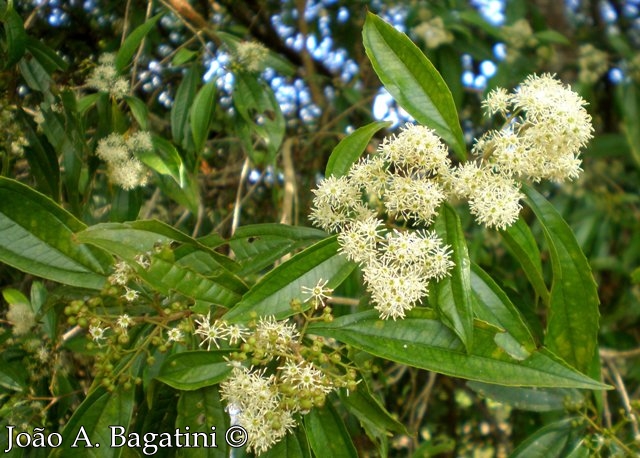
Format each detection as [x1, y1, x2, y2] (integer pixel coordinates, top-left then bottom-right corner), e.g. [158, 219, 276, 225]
[510, 418, 581, 458]
[0, 177, 110, 289]
[54, 387, 135, 457]
[325, 121, 390, 178]
[362, 13, 466, 159]
[501, 217, 550, 303]
[156, 351, 231, 391]
[305, 404, 358, 458]
[2, 7, 26, 68]
[229, 223, 326, 276]
[467, 382, 583, 412]
[0, 362, 26, 391]
[233, 71, 285, 162]
[115, 13, 162, 72]
[309, 309, 607, 389]
[619, 83, 640, 167]
[172, 66, 199, 149]
[223, 236, 355, 322]
[19, 55, 51, 94]
[523, 185, 600, 375]
[190, 80, 217, 152]
[433, 204, 474, 352]
[176, 386, 229, 458]
[470, 263, 536, 354]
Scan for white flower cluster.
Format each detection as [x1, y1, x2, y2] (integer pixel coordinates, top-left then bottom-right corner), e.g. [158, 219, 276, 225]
[477, 73, 593, 184]
[311, 125, 455, 320]
[6, 302, 36, 336]
[209, 314, 337, 455]
[413, 16, 454, 49]
[310, 75, 593, 314]
[96, 132, 151, 190]
[86, 53, 129, 99]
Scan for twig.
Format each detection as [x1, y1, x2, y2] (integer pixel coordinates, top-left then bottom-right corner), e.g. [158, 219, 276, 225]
[279, 138, 297, 225]
[603, 356, 640, 440]
[230, 157, 251, 236]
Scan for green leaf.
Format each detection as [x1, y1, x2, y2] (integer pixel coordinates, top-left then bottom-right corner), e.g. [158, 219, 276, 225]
[501, 217, 550, 303]
[262, 428, 310, 458]
[124, 95, 149, 130]
[0, 362, 27, 391]
[467, 382, 583, 412]
[325, 121, 390, 178]
[233, 71, 285, 162]
[76, 221, 246, 307]
[470, 263, 536, 354]
[156, 351, 232, 391]
[362, 13, 466, 159]
[523, 185, 600, 375]
[115, 13, 162, 72]
[339, 386, 408, 437]
[54, 388, 135, 457]
[176, 387, 229, 458]
[534, 30, 570, 45]
[433, 204, 474, 352]
[223, 236, 356, 322]
[138, 135, 184, 185]
[172, 65, 200, 149]
[229, 224, 326, 276]
[2, 7, 26, 68]
[510, 418, 581, 458]
[0, 177, 110, 289]
[190, 80, 217, 153]
[25, 36, 68, 73]
[309, 309, 608, 389]
[619, 83, 640, 168]
[305, 404, 358, 458]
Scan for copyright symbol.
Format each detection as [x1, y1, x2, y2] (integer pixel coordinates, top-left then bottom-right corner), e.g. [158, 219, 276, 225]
[225, 425, 248, 448]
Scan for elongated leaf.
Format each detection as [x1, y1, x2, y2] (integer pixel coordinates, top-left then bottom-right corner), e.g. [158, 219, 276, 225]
[339, 386, 408, 436]
[137, 135, 185, 185]
[124, 95, 149, 130]
[0, 177, 110, 289]
[191, 80, 217, 152]
[619, 83, 640, 167]
[77, 222, 246, 308]
[229, 224, 326, 276]
[156, 351, 231, 391]
[433, 204, 474, 352]
[467, 382, 583, 412]
[54, 388, 135, 457]
[305, 404, 358, 458]
[325, 121, 390, 178]
[470, 263, 536, 355]
[309, 310, 607, 389]
[25, 36, 68, 73]
[523, 185, 600, 375]
[511, 418, 580, 458]
[262, 428, 310, 458]
[2, 7, 26, 68]
[233, 71, 285, 162]
[115, 13, 162, 72]
[362, 13, 466, 159]
[172, 66, 200, 149]
[501, 217, 550, 303]
[223, 237, 355, 322]
[176, 387, 229, 458]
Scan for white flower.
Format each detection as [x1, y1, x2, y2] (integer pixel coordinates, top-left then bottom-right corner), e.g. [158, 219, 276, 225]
[86, 53, 129, 99]
[122, 287, 139, 302]
[167, 327, 183, 343]
[301, 278, 334, 308]
[116, 314, 134, 329]
[467, 173, 524, 230]
[108, 158, 148, 190]
[194, 313, 226, 350]
[89, 324, 108, 344]
[413, 17, 454, 49]
[254, 316, 300, 356]
[6, 302, 36, 336]
[234, 41, 269, 73]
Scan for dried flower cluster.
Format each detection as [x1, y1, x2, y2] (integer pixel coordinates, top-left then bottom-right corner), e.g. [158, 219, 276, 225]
[96, 132, 151, 190]
[233, 41, 269, 73]
[310, 74, 593, 317]
[86, 53, 129, 99]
